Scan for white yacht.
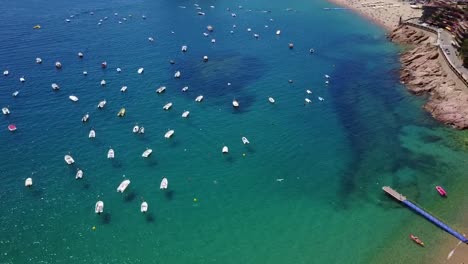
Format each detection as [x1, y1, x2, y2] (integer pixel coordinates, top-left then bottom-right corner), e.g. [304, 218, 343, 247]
[120, 86, 128, 92]
[64, 155, 75, 165]
[181, 45, 188, 52]
[36, 57, 42, 64]
[55, 62, 62, 69]
[3, 70, 8, 76]
[69, 95, 79, 102]
[222, 146, 229, 153]
[242, 137, 250, 144]
[174, 71, 181, 78]
[276, 30, 281, 35]
[19, 77, 25, 82]
[51, 83, 60, 90]
[142, 148, 152, 158]
[164, 130, 174, 138]
[268, 97, 275, 104]
[89, 129, 96, 138]
[100, 80, 106, 86]
[117, 179, 130, 192]
[133, 125, 139, 133]
[182, 86, 189, 92]
[107, 148, 115, 159]
[182, 111, 190, 118]
[82, 113, 89, 122]
[195, 95, 204, 102]
[160, 178, 168, 189]
[156, 86, 166, 93]
[2, 107, 10, 115]
[25, 178, 33, 187]
[138, 67, 144, 74]
[163, 102, 172, 110]
[232, 100, 239, 108]
[141, 201, 148, 213]
[76, 169, 83, 179]
[95, 201, 104, 214]
[97, 100, 106, 109]
[139, 127, 145, 134]
[305, 98, 312, 104]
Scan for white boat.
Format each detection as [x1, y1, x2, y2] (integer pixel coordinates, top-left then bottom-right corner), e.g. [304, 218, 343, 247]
[95, 201, 104, 214]
[12, 91, 19, 97]
[276, 30, 281, 35]
[133, 125, 139, 133]
[138, 67, 144, 74]
[97, 100, 106, 109]
[19, 77, 25, 82]
[36, 57, 42, 64]
[222, 146, 229, 153]
[25, 178, 33, 187]
[174, 71, 181, 78]
[2, 107, 10, 115]
[253, 34, 259, 38]
[182, 111, 190, 118]
[156, 86, 166, 93]
[268, 97, 275, 104]
[3, 70, 8, 76]
[211, 38, 216, 43]
[242, 137, 250, 144]
[117, 179, 130, 192]
[207, 25, 214, 31]
[82, 113, 89, 122]
[325, 74, 330, 79]
[231, 13, 237, 17]
[148, 37, 154, 42]
[141, 202, 148, 213]
[305, 98, 312, 104]
[76, 169, 83, 179]
[203, 32, 209, 37]
[318, 96, 324, 101]
[55, 62, 62, 69]
[164, 130, 174, 138]
[100, 80, 106, 86]
[195, 95, 203, 102]
[306, 89, 312, 94]
[116, 68, 122, 73]
[51, 83, 60, 90]
[69, 95, 79, 102]
[107, 148, 115, 159]
[203, 56, 208, 62]
[181, 45, 188, 52]
[120, 86, 128, 92]
[89, 129, 96, 138]
[160, 178, 168, 189]
[64, 155, 75, 165]
[83, 71, 88, 76]
[182, 86, 189, 92]
[309, 48, 315, 53]
[142, 149, 152, 158]
[163, 102, 172, 110]
[78, 52, 84, 58]
[139, 127, 145, 134]
[232, 100, 239, 108]
[247, 28, 252, 32]
[198, 12, 206, 16]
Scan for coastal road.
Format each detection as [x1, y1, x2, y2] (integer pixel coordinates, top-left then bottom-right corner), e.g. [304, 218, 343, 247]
[439, 30, 468, 79]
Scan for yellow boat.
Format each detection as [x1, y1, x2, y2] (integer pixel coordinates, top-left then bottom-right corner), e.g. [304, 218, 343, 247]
[117, 108, 126, 117]
[33, 25, 41, 29]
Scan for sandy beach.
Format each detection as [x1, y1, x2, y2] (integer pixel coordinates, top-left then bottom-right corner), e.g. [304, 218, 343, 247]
[328, 0, 422, 30]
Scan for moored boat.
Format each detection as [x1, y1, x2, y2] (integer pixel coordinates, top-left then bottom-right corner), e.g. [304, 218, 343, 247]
[305, 98, 312, 104]
[55, 61, 62, 69]
[101, 61, 107, 68]
[3, 70, 9, 76]
[268, 97, 275, 104]
[2, 107, 10, 115]
[8, 124, 17, 132]
[120, 86, 128, 92]
[97, 100, 106, 109]
[182, 111, 190, 118]
[232, 99, 239, 108]
[435, 186, 447, 197]
[142, 148, 152, 158]
[76, 169, 83, 179]
[222, 146, 229, 153]
[25, 178, 33, 187]
[12, 91, 19, 97]
[139, 127, 145, 134]
[117, 179, 130, 192]
[242, 137, 250, 144]
[117, 108, 126, 117]
[163, 102, 173, 110]
[181, 45, 188, 52]
[100, 80, 106, 86]
[95, 201, 104, 214]
[51, 83, 60, 90]
[133, 125, 139, 133]
[182, 86, 189, 92]
[89, 129, 96, 138]
[82, 113, 89, 122]
[164, 130, 174, 138]
[36, 57, 42, 64]
[107, 148, 115, 159]
[138, 67, 144, 74]
[160, 178, 168, 189]
[141, 201, 148, 213]
[19, 77, 25, 82]
[174, 71, 181, 78]
[195, 95, 204, 102]
[409, 234, 424, 247]
[64, 154, 75, 165]
[156, 86, 166, 94]
[69, 95, 79, 102]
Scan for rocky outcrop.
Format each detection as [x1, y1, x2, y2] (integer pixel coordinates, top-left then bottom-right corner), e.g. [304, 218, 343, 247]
[389, 26, 468, 129]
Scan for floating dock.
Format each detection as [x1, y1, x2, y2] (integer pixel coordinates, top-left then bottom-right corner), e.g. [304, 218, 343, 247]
[383, 186, 468, 243]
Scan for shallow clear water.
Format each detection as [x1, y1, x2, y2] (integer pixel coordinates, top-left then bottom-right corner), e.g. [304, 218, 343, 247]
[1, 0, 467, 263]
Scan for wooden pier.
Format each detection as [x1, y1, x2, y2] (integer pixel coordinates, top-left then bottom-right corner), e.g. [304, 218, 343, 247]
[382, 186, 407, 202]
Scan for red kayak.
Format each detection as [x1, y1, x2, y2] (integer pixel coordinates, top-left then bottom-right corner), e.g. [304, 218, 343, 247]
[410, 234, 425, 247]
[436, 186, 447, 197]
[7, 124, 17, 132]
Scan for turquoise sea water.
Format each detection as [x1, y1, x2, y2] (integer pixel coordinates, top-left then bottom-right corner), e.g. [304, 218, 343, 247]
[1, 0, 468, 263]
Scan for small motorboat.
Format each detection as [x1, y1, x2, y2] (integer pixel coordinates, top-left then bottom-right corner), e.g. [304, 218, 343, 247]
[318, 97, 324, 101]
[2, 107, 10, 115]
[120, 86, 128, 92]
[12, 91, 19, 97]
[142, 148, 152, 158]
[232, 100, 239, 108]
[164, 130, 174, 139]
[138, 67, 144, 74]
[198, 12, 205, 16]
[95, 201, 104, 214]
[289, 43, 294, 49]
[148, 37, 154, 42]
[139, 127, 145, 134]
[65, 19, 71, 22]
[69, 95, 79, 102]
[195, 95, 204, 102]
[268, 97, 275, 104]
[182, 111, 190, 118]
[19, 77, 25, 82]
[100, 80, 106, 86]
[156, 86, 166, 94]
[76, 169, 83, 179]
[435, 186, 447, 197]
[276, 30, 281, 35]
[203, 32, 209, 37]
[305, 98, 312, 104]
[222, 146, 229, 153]
[8, 124, 17, 132]
[97, 100, 106, 109]
[181, 45, 188, 52]
[309, 48, 315, 53]
[36, 57, 42, 64]
[242, 137, 250, 144]
[64, 155, 75, 165]
[78, 52, 84, 58]
[182, 86, 189, 92]
[51, 83, 60, 90]
[82, 113, 89, 122]
[25, 178, 33, 187]
[83, 71, 88, 76]
[89, 129, 96, 138]
[169, 60, 175, 64]
[33, 25, 41, 29]
[247, 28, 251, 32]
[101, 61, 107, 68]
[117, 179, 130, 192]
[141, 201, 148, 213]
[231, 13, 236, 17]
[174, 71, 181, 78]
[107, 148, 115, 159]
[409, 234, 424, 247]
[203, 56, 208, 62]
[207, 25, 214, 31]
[116, 68, 122, 73]
[3, 70, 9, 76]
[253, 34, 259, 39]
[55, 61, 62, 69]
[306, 89, 312, 94]
[325, 74, 330, 79]
[133, 125, 139, 133]
[211, 38, 216, 43]
[160, 178, 168, 189]
[117, 108, 126, 117]
[163, 102, 173, 110]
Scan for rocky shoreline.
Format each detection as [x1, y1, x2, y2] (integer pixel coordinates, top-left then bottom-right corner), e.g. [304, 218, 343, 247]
[389, 26, 468, 129]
